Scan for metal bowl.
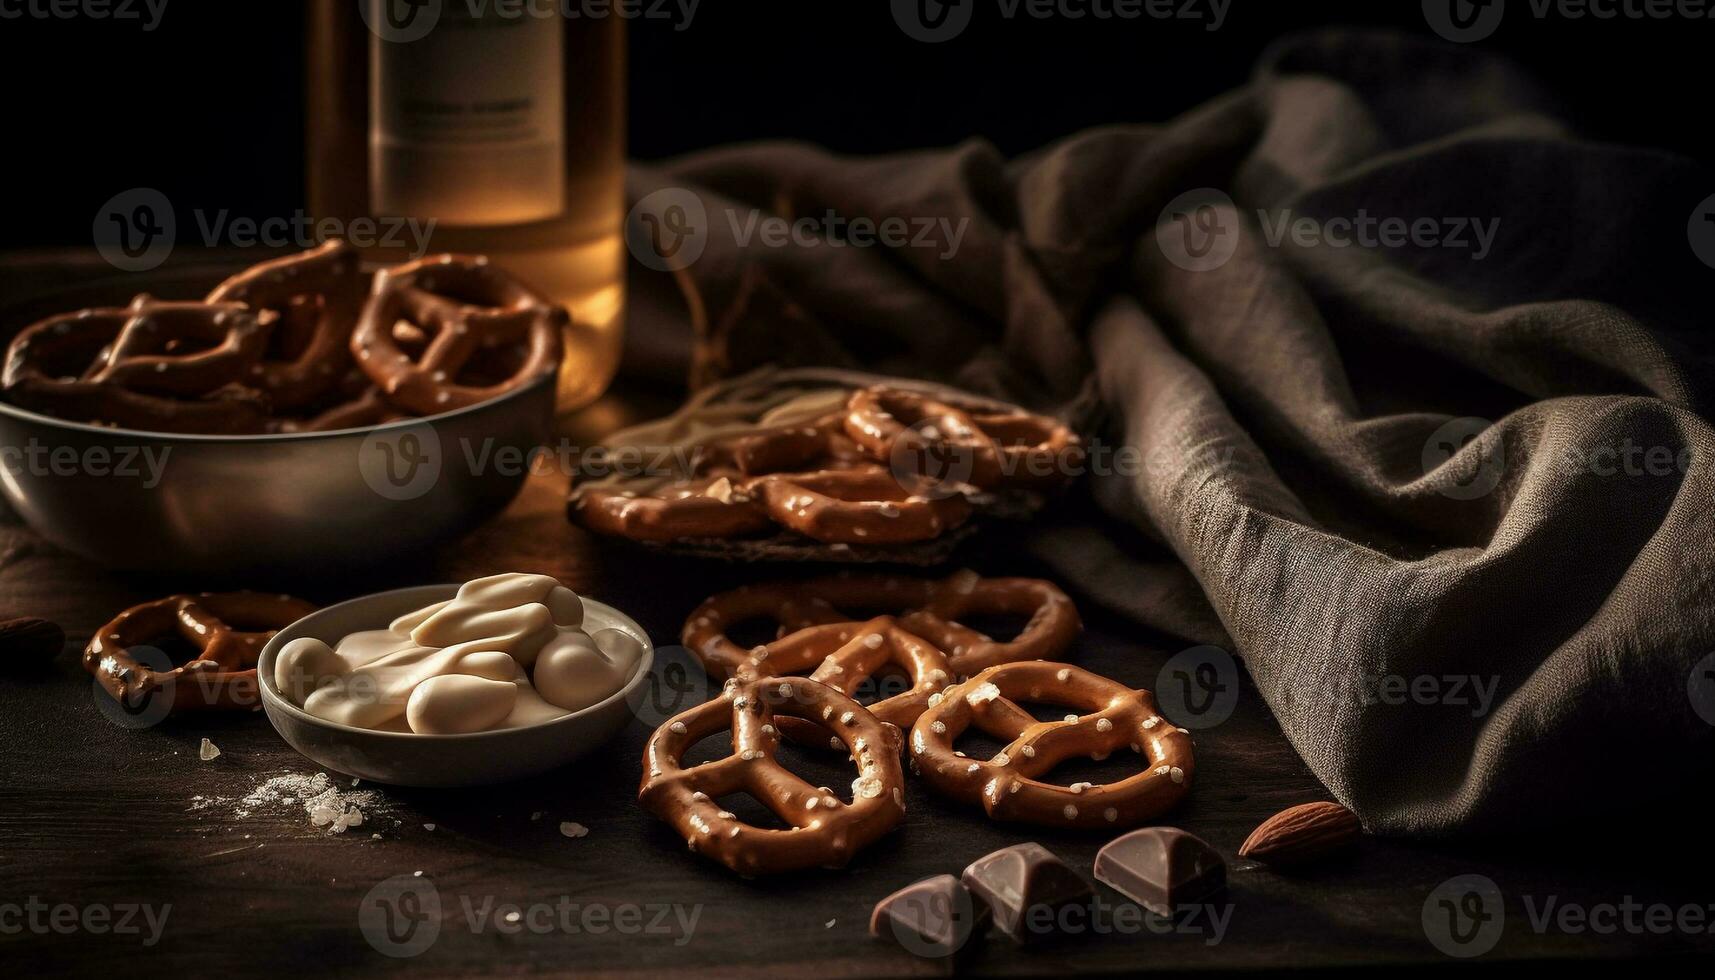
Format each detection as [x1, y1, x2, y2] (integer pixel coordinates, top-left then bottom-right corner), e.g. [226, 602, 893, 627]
[0, 261, 556, 575]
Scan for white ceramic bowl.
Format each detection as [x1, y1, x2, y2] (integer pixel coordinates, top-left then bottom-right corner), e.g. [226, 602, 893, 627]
[257, 584, 653, 787]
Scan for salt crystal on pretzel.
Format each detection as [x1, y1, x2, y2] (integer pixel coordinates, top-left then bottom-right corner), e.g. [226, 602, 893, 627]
[713, 617, 954, 747]
[2, 297, 273, 434]
[682, 571, 1081, 678]
[207, 240, 365, 411]
[844, 385, 1083, 492]
[351, 254, 566, 415]
[638, 671, 906, 875]
[909, 662, 1194, 829]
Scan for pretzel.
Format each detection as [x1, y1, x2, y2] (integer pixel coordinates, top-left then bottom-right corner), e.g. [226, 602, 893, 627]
[84, 592, 318, 712]
[749, 465, 972, 544]
[2, 297, 273, 434]
[684, 570, 1081, 678]
[639, 670, 907, 875]
[351, 254, 565, 415]
[572, 473, 774, 542]
[275, 386, 409, 434]
[691, 617, 954, 748]
[845, 385, 1083, 491]
[572, 413, 970, 545]
[909, 662, 1194, 828]
[207, 240, 365, 411]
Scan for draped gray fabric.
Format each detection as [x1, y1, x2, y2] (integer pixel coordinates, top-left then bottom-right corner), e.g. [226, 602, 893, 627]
[627, 30, 1715, 835]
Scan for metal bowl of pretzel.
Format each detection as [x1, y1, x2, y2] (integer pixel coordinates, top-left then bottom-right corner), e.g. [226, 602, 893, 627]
[0, 242, 565, 574]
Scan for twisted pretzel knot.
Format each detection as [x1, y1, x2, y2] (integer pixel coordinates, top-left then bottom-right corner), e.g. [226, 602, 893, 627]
[639, 672, 907, 875]
[573, 412, 972, 546]
[207, 239, 364, 411]
[844, 385, 1083, 491]
[707, 617, 953, 748]
[2, 296, 273, 434]
[352, 254, 565, 415]
[683, 570, 1081, 678]
[84, 592, 318, 712]
[909, 662, 1194, 829]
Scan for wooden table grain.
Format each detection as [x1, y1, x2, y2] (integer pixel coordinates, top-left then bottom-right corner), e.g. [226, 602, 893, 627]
[2, 255, 1712, 976]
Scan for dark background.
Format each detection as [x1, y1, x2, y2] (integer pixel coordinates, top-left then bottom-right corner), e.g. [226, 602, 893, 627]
[0, 0, 1705, 249]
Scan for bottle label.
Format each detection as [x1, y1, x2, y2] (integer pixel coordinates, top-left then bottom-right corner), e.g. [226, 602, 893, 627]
[370, 4, 565, 226]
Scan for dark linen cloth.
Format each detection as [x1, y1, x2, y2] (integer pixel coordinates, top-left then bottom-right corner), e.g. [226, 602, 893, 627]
[624, 30, 1715, 835]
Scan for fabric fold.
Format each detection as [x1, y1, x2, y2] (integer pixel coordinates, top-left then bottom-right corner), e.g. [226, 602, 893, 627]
[627, 28, 1715, 833]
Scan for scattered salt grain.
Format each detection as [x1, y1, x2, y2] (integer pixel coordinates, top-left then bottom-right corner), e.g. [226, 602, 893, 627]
[199, 738, 221, 761]
[560, 821, 589, 839]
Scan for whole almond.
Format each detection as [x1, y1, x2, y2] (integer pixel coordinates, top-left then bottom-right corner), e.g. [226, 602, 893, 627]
[0, 617, 66, 666]
[1239, 802, 1361, 869]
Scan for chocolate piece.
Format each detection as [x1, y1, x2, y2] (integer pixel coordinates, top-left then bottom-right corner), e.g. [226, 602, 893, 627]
[869, 874, 989, 960]
[1093, 827, 1226, 916]
[960, 843, 1092, 944]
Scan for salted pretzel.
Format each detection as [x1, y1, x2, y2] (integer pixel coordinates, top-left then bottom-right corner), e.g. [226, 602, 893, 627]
[573, 412, 970, 545]
[2, 297, 272, 434]
[684, 570, 1081, 678]
[692, 616, 954, 747]
[207, 240, 365, 411]
[639, 670, 907, 875]
[909, 662, 1194, 829]
[351, 254, 565, 415]
[749, 465, 972, 544]
[845, 385, 1083, 491]
[572, 473, 774, 542]
[84, 592, 318, 713]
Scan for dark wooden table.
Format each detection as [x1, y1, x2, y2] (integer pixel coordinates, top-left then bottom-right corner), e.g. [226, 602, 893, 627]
[3, 253, 1712, 976]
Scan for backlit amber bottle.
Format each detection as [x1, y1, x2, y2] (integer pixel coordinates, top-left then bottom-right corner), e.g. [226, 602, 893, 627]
[306, 1, 626, 413]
